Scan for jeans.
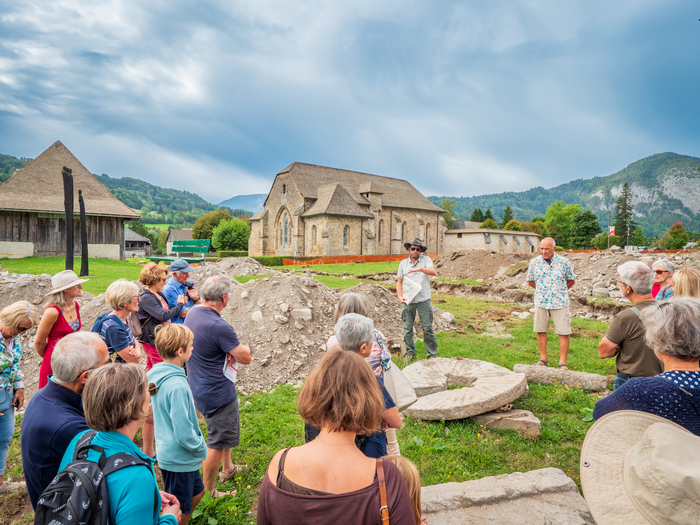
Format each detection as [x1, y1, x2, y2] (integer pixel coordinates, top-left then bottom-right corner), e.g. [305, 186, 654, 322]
[614, 373, 631, 391]
[0, 405, 15, 475]
[402, 299, 438, 358]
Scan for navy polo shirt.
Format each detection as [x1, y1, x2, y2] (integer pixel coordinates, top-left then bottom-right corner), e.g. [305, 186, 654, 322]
[21, 379, 89, 508]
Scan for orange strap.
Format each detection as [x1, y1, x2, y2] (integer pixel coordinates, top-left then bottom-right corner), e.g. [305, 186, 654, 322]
[377, 459, 390, 524]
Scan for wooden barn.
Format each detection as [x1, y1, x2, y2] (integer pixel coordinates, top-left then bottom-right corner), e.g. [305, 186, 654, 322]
[0, 141, 139, 259]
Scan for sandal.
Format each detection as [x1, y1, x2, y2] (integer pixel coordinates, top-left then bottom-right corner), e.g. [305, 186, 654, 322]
[533, 359, 548, 366]
[558, 363, 569, 370]
[219, 464, 247, 483]
[212, 489, 237, 499]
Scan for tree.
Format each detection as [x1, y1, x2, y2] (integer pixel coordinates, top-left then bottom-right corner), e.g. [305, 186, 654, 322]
[192, 209, 232, 240]
[544, 201, 581, 248]
[480, 218, 498, 229]
[569, 210, 602, 249]
[155, 229, 170, 255]
[660, 221, 689, 250]
[503, 219, 522, 231]
[212, 219, 251, 251]
[484, 208, 494, 221]
[630, 226, 647, 247]
[438, 199, 456, 229]
[500, 206, 515, 228]
[470, 208, 485, 222]
[520, 221, 550, 238]
[613, 183, 637, 246]
[592, 233, 620, 250]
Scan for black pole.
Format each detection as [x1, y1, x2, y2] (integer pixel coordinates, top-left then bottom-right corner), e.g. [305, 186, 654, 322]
[79, 190, 89, 277]
[62, 167, 74, 271]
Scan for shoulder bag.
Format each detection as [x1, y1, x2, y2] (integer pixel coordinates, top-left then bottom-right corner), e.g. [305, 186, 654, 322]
[383, 362, 417, 412]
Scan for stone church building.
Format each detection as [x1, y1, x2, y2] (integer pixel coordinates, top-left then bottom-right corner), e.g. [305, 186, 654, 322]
[249, 162, 447, 257]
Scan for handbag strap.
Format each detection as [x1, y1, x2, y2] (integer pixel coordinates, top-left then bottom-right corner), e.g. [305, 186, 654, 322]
[377, 458, 390, 525]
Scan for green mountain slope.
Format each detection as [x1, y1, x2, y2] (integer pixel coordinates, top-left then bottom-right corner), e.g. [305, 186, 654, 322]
[429, 153, 700, 237]
[0, 153, 32, 184]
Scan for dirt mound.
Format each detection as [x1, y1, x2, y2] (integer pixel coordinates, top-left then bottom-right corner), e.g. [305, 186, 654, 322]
[191, 257, 278, 279]
[435, 250, 533, 281]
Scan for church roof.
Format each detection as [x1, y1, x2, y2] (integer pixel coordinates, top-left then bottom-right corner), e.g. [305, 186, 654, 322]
[301, 183, 375, 218]
[0, 141, 139, 218]
[276, 162, 444, 213]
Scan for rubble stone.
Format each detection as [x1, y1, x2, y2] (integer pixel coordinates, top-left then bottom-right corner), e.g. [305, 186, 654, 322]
[422, 468, 594, 524]
[513, 364, 608, 392]
[473, 409, 541, 438]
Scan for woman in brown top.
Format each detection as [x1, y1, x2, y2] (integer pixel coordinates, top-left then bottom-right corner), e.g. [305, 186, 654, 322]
[257, 350, 415, 525]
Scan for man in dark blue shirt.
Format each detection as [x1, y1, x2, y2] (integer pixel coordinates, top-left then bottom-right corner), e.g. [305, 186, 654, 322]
[185, 275, 250, 494]
[21, 332, 109, 508]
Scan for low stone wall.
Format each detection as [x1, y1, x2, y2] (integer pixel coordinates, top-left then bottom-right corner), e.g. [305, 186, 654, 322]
[0, 241, 34, 258]
[422, 467, 594, 524]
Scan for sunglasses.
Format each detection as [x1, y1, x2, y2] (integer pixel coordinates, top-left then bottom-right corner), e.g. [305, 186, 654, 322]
[654, 270, 668, 275]
[410, 247, 421, 252]
[149, 383, 158, 396]
[17, 325, 31, 333]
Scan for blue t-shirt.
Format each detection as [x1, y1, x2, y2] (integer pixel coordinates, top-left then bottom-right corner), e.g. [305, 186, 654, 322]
[100, 315, 135, 357]
[362, 376, 396, 458]
[162, 278, 194, 324]
[184, 306, 240, 415]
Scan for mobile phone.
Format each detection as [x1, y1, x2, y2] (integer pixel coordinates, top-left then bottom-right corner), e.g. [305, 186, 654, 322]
[13, 400, 19, 409]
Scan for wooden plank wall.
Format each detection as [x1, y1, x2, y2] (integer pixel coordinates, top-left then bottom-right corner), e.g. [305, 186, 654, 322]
[0, 211, 125, 257]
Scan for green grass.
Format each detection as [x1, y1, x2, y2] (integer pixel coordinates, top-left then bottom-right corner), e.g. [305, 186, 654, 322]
[0, 257, 143, 295]
[272, 261, 400, 275]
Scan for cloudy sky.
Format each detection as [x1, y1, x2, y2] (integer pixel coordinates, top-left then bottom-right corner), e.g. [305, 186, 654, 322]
[1, 1, 698, 203]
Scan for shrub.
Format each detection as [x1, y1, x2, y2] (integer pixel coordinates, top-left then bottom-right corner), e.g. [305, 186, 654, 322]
[212, 219, 251, 252]
[219, 250, 249, 258]
[660, 221, 689, 250]
[192, 209, 232, 240]
[503, 219, 523, 231]
[592, 233, 620, 250]
[252, 256, 284, 267]
[479, 218, 498, 229]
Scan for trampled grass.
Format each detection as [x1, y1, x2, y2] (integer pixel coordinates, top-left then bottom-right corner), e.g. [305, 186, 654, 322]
[0, 257, 144, 295]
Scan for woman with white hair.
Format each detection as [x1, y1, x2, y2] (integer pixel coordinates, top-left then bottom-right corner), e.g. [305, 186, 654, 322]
[35, 270, 88, 388]
[96, 280, 142, 363]
[0, 300, 39, 491]
[651, 259, 674, 301]
[593, 297, 700, 435]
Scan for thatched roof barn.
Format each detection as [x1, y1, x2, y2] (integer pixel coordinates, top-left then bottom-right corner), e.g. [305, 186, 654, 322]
[249, 162, 447, 257]
[0, 141, 139, 259]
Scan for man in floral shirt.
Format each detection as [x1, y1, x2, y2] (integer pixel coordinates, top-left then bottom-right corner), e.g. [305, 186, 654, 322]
[526, 237, 576, 369]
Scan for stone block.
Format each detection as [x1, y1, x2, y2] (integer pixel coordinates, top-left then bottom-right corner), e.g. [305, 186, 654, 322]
[422, 468, 594, 524]
[290, 308, 312, 321]
[386, 338, 406, 355]
[402, 358, 527, 420]
[251, 310, 263, 322]
[473, 409, 541, 438]
[513, 364, 608, 392]
[592, 287, 609, 298]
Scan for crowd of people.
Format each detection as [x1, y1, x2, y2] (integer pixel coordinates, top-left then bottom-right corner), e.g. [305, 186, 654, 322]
[0, 238, 697, 524]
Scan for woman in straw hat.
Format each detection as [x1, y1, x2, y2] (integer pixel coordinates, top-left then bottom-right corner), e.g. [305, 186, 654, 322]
[0, 301, 38, 492]
[593, 297, 700, 435]
[34, 270, 88, 389]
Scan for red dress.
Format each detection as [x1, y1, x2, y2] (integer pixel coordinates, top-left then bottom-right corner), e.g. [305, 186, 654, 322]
[38, 303, 81, 388]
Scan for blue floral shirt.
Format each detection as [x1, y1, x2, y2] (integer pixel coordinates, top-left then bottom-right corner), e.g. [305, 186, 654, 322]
[0, 336, 24, 392]
[526, 254, 576, 309]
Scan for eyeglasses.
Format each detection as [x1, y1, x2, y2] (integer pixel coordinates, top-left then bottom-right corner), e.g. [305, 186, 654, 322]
[654, 270, 668, 275]
[410, 247, 421, 252]
[617, 279, 628, 286]
[17, 325, 31, 333]
[131, 295, 140, 301]
[149, 383, 158, 396]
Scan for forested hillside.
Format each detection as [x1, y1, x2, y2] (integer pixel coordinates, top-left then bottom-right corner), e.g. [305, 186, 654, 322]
[429, 153, 700, 237]
[0, 153, 31, 184]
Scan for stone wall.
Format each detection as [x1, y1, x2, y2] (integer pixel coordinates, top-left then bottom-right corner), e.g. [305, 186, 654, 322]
[444, 231, 539, 254]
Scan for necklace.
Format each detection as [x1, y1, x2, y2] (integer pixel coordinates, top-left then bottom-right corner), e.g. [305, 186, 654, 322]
[316, 435, 355, 447]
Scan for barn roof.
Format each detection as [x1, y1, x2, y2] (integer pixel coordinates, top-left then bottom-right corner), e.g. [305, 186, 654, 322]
[275, 162, 444, 213]
[167, 229, 193, 242]
[124, 226, 152, 243]
[0, 141, 139, 218]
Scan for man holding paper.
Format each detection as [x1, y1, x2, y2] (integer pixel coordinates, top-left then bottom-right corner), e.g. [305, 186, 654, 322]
[397, 238, 438, 362]
[184, 275, 251, 494]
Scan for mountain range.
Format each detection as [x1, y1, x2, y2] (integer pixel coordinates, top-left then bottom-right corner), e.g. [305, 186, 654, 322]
[217, 194, 266, 213]
[428, 152, 700, 237]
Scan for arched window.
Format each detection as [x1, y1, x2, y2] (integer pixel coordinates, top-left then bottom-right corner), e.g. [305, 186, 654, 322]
[425, 223, 431, 249]
[282, 184, 286, 194]
[279, 223, 283, 248]
[343, 226, 349, 246]
[401, 222, 406, 244]
[284, 215, 288, 248]
[378, 220, 383, 244]
[312, 225, 317, 246]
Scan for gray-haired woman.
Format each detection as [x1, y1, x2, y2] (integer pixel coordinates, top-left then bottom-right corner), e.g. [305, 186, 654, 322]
[652, 259, 675, 301]
[593, 297, 700, 435]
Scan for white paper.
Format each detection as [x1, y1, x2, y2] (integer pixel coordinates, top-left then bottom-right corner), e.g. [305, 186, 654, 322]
[401, 276, 422, 303]
[223, 359, 238, 383]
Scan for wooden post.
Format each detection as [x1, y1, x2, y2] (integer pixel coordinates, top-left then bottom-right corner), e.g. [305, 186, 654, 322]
[62, 167, 74, 270]
[79, 190, 89, 277]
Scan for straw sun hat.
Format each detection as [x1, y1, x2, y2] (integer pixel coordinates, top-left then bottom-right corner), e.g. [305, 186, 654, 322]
[47, 270, 89, 295]
[580, 410, 700, 525]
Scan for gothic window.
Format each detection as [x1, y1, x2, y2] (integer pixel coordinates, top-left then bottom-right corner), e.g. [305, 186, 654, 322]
[378, 220, 383, 244]
[312, 225, 317, 246]
[282, 184, 286, 194]
[343, 226, 349, 246]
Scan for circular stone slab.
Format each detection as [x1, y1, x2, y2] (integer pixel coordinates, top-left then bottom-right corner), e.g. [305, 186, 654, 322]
[402, 357, 527, 421]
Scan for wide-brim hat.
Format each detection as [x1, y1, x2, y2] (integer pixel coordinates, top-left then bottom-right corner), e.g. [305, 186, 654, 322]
[47, 270, 88, 294]
[581, 410, 699, 525]
[404, 238, 428, 252]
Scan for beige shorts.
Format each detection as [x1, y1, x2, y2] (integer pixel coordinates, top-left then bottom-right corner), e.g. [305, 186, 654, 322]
[533, 307, 572, 335]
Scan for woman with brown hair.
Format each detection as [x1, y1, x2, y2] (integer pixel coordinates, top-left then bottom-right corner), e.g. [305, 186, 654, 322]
[58, 363, 181, 524]
[257, 350, 414, 524]
[34, 270, 88, 388]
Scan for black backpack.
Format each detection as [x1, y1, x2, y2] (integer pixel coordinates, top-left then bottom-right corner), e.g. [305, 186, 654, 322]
[34, 431, 158, 525]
